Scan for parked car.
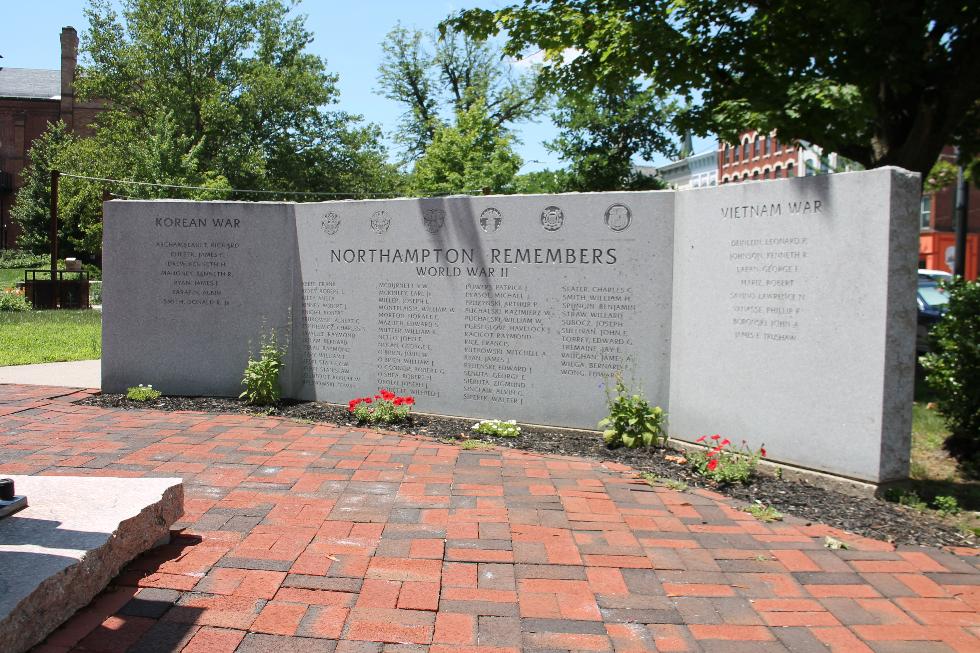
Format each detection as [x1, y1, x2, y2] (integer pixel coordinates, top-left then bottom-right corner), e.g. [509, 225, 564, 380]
[916, 271, 951, 354]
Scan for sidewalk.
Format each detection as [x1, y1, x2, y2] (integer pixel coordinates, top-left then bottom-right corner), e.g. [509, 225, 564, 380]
[0, 359, 100, 388]
[1, 383, 978, 652]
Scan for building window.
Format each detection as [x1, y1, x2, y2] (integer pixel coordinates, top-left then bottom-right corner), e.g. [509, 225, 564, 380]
[765, 136, 771, 155]
[773, 137, 780, 152]
[742, 172, 749, 180]
[734, 144, 740, 162]
[743, 140, 750, 160]
[774, 165, 781, 177]
[805, 160, 816, 176]
[920, 196, 932, 230]
[754, 135, 761, 157]
[786, 162, 794, 177]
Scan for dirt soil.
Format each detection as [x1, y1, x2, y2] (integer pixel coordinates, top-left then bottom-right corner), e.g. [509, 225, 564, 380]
[79, 393, 977, 550]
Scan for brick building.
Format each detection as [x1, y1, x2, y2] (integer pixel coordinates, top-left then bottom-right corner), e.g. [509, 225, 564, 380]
[0, 27, 102, 249]
[717, 130, 858, 184]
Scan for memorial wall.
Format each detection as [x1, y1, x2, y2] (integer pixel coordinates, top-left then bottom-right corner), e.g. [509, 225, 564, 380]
[103, 168, 919, 482]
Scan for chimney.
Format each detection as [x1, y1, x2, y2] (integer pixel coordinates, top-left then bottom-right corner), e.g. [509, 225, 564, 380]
[60, 26, 78, 130]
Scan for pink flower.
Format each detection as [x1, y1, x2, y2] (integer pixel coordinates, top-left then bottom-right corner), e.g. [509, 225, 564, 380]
[710, 434, 720, 441]
[696, 435, 707, 443]
[721, 439, 731, 446]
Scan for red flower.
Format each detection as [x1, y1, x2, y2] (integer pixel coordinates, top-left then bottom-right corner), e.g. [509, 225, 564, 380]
[721, 439, 730, 446]
[405, 397, 415, 405]
[707, 450, 717, 458]
[381, 389, 395, 401]
[393, 397, 403, 406]
[760, 447, 767, 457]
[710, 434, 721, 441]
[364, 397, 372, 404]
[707, 459, 719, 471]
[696, 435, 707, 443]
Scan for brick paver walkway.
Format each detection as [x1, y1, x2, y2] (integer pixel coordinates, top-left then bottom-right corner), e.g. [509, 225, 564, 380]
[2, 384, 979, 652]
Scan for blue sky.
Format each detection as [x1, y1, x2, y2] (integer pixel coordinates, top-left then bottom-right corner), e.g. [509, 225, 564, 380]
[1, 1, 712, 172]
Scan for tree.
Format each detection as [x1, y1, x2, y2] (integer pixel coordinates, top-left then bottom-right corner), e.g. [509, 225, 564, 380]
[10, 122, 76, 256]
[78, 0, 396, 195]
[446, 1, 980, 178]
[13, 111, 233, 258]
[410, 100, 522, 196]
[506, 168, 574, 194]
[549, 83, 672, 191]
[377, 23, 542, 162]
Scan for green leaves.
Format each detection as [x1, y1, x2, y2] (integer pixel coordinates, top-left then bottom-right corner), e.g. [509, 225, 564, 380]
[448, 0, 980, 176]
[922, 278, 980, 467]
[240, 329, 285, 406]
[599, 376, 667, 449]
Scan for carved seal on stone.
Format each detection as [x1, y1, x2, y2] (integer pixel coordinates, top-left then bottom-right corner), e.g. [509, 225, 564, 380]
[321, 211, 341, 235]
[370, 209, 390, 235]
[422, 208, 445, 233]
[541, 206, 564, 231]
[479, 207, 502, 233]
[605, 203, 631, 232]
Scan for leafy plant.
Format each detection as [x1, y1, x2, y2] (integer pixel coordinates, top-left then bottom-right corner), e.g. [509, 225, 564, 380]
[0, 291, 32, 312]
[126, 384, 161, 402]
[240, 330, 285, 406]
[348, 389, 414, 424]
[0, 250, 48, 269]
[885, 488, 929, 512]
[599, 374, 667, 449]
[932, 495, 961, 517]
[922, 278, 980, 468]
[744, 503, 783, 522]
[689, 436, 765, 485]
[472, 419, 521, 437]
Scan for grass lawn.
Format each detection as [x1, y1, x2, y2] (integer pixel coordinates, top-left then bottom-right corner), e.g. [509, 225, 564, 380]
[0, 268, 27, 290]
[0, 309, 101, 366]
[907, 401, 980, 535]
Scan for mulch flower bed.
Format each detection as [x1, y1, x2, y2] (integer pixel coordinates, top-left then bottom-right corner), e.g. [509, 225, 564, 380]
[80, 393, 977, 550]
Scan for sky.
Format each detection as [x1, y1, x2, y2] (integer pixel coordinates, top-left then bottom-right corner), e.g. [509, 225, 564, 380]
[1, 0, 714, 173]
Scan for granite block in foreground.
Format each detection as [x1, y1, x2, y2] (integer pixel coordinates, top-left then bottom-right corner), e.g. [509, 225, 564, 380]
[0, 475, 183, 653]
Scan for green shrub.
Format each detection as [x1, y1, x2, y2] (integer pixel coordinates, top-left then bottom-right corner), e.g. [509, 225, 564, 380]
[240, 330, 285, 406]
[0, 291, 32, 312]
[690, 436, 765, 484]
[348, 390, 414, 424]
[599, 374, 666, 448]
[89, 281, 103, 304]
[922, 277, 980, 465]
[126, 384, 161, 401]
[932, 494, 961, 517]
[472, 419, 521, 437]
[0, 250, 47, 269]
[83, 263, 102, 280]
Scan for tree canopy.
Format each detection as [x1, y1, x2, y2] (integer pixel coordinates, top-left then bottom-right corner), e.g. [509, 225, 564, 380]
[79, 0, 396, 195]
[14, 0, 400, 257]
[548, 82, 672, 191]
[446, 0, 980, 177]
[377, 23, 542, 162]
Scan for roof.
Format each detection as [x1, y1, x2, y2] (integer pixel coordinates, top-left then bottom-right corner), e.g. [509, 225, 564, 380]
[0, 67, 60, 100]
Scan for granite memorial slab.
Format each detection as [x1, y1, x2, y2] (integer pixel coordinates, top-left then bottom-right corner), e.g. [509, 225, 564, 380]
[668, 168, 919, 481]
[101, 168, 919, 482]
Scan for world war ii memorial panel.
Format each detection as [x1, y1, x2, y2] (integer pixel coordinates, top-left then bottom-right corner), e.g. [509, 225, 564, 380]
[290, 192, 675, 429]
[102, 200, 295, 397]
[668, 168, 919, 482]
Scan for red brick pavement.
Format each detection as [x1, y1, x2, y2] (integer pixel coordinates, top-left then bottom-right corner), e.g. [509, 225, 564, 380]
[2, 383, 979, 652]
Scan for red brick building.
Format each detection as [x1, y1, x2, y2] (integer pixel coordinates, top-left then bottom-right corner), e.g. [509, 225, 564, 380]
[0, 27, 102, 249]
[717, 130, 858, 184]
